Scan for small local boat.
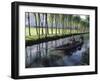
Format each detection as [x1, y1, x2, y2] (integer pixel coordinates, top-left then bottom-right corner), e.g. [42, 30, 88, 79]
[55, 36, 84, 52]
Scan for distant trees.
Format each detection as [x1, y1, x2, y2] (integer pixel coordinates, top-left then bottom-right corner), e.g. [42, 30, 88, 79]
[80, 16, 89, 33]
[26, 12, 89, 38]
[73, 15, 81, 33]
[85, 16, 89, 32]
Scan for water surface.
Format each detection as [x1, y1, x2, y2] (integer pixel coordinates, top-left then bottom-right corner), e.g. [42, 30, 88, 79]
[26, 34, 89, 68]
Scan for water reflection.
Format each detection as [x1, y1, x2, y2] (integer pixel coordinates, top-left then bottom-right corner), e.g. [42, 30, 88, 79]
[26, 34, 89, 68]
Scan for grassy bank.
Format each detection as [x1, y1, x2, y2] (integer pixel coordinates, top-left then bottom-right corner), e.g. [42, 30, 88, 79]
[25, 27, 82, 41]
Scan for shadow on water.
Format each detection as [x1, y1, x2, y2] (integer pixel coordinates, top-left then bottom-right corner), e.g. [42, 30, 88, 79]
[25, 34, 89, 68]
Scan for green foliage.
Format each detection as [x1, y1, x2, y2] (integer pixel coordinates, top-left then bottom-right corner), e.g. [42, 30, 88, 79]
[26, 27, 80, 40]
[25, 13, 89, 40]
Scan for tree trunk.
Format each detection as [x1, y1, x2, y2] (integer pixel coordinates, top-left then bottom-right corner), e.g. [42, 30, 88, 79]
[55, 15, 57, 36]
[28, 12, 31, 36]
[41, 13, 44, 35]
[34, 13, 38, 36]
[45, 13, 48, 38]
[51, 15, 53, 35]
[37, 13, 40, 39]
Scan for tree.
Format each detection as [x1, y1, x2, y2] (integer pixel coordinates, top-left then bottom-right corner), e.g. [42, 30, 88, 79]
[80, 20, 86, 33]
[34, 13, 39, 36]
[60, 14, 64, 35]
[79, 16, 89, 33]
[40, 13, 44, 35]
[73, 15, 81, 33]
[67, 15, 73, 34]
[85, 16, 89, 32]
[51, 14, 54, 35]
[48, 14, 54, 35]
[64, 15, 69, 35]
[54, 14, 57, 36]
[55, 14, 59, 35]
[37, 13, 41, 38]
[45, 13, 48, 37]
[58, 14, 61, 34]
[27, 12, 31, 36]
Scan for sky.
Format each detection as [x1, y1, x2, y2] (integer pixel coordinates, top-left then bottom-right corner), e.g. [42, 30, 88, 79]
[80, 15, 87, 20]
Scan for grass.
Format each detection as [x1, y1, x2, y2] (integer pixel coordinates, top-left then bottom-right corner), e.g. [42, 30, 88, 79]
[25, 27, 82, 41]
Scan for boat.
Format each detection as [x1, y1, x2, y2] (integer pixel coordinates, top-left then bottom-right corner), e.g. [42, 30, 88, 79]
[55, 36, 84, 53]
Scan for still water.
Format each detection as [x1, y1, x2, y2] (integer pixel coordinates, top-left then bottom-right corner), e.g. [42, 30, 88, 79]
[26, 34, 89, 68]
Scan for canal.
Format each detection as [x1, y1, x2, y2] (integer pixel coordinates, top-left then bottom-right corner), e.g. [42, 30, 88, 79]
[25, 34, 89, 68]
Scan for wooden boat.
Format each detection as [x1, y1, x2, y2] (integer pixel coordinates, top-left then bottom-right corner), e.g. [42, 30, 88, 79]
[55, 40, 84, 52]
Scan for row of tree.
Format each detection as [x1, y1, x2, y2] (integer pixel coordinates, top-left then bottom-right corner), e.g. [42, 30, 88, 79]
[26, 12, 89, 37]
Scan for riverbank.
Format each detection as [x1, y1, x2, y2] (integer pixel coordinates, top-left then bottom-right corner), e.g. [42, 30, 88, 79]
[26, 32, 89, 46]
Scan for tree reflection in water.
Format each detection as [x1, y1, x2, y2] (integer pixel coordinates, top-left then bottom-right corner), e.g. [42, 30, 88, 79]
[26, 34, 89, 68]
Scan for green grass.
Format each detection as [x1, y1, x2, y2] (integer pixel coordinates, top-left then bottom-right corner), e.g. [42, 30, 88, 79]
[25, 27, 81, 40]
